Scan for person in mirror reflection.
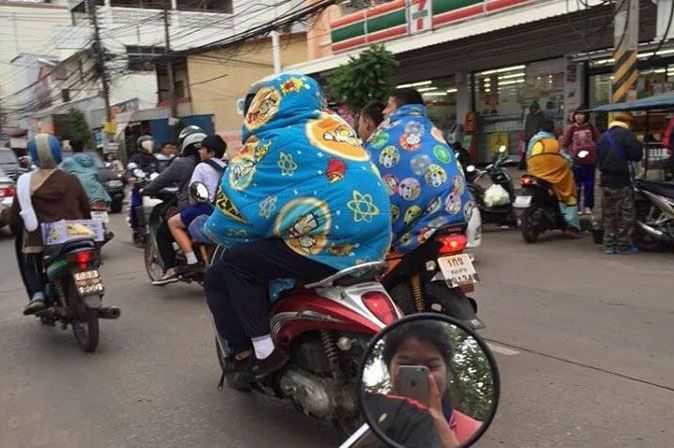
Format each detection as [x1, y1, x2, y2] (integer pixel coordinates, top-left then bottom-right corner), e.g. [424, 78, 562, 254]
[382, 320, 482, 447]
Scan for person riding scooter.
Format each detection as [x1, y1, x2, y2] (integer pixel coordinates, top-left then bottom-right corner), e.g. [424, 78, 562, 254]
[364, 88, 473, 254]
[0, 134, 91, 315]
[526, 120, 580, 234]
[61, 140, 111, 206]
[143, 129, 206, 285]
[202, 73, 391, 378]
[161, 135, 227, 283]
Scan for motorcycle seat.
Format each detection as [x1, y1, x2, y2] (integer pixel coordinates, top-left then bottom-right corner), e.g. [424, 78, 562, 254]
[636, 180, 674, 199]
[305, 261, 387, 289]
[43, 238, 96, 265]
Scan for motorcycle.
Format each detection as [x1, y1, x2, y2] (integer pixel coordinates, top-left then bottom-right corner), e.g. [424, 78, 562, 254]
[144, 182, 215, 285]
[383, 224, 483, 330]
[90, 201, 114, 248]
[15, 221, 120, 352]
[514, 174, 572, 243]
[126, 163, 158, 247]
[465, 146, 517, 227]
[214, 261, 403, 434]
[592, 178, 674, 251]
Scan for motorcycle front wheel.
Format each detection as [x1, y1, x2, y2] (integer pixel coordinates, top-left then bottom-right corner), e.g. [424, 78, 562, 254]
[144, 239, 164, 282]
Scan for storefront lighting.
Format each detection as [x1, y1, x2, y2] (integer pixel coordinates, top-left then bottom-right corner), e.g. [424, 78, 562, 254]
[446, 88, 458, 94]
[396, 80, 432, 89]
[478, 65, 526, 76]
[418, 86, 438, 92]
[499, 79, 525, 86]
[422, 92, 448, 97]
[484, 88, 491, 93]
[498, 73, 525, 80]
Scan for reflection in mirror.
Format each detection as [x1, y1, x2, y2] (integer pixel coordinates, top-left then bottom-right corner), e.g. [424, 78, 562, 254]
[149, 172, 160, 181]
[190, 181, 210, 203]
[360, 316, 498, 448]
[127, 162, 138, 170]
[133, 169, 145, 178]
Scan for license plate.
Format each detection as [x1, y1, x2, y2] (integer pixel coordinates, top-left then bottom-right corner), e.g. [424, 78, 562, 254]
[437, 254, 477, 287]
[91, 211, 109, 224]
[514, 195, 532, 208]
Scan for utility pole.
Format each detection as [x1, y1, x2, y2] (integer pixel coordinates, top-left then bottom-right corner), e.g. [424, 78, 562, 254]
[270, 30, 282, 74]
[612, 0, 639, 103]
[88, 0, 112, 124]
[163, 2, 177, 119]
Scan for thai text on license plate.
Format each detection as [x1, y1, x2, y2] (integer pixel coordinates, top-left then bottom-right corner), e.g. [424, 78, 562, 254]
[437, 254, 477, 287]
[91, 211, 109, 224]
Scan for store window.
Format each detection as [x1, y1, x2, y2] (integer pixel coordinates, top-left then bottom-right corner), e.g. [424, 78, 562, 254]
[396, 76, 457, 134]
[473, 59, 566, 161]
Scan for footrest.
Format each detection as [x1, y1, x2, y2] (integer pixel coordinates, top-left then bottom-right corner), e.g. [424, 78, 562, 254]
[97, 306, 121, 319]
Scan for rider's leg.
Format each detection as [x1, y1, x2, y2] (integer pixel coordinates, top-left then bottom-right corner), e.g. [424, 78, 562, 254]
[209, 238, 336, 377]
[168, 214, 197, 265]
[22, 254, 46, 315]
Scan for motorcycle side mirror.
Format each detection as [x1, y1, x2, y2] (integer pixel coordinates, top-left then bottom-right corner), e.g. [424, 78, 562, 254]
[149, 172, 160, 181]
[127, 162, 138, 170]
[352, 314, 500, 448]
[577, 150, 589, 159]
[466, 165, 476, 174]
[190, 181, 210, 203]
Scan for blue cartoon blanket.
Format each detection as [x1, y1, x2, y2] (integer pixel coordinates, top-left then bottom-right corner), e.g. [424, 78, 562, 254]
[204, 74, 391, 271]
[365, 104, 473, 253]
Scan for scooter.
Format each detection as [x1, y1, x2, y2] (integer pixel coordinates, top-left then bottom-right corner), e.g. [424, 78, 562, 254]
[514, 174, 571, 243]
[15, 221, 120, 352]
[214, 261, 403, 434]
[144, 182, 215, 285]
[465, 146, 517, 227]
[126, 163, 158, 247]
[383, 224, 483, 330]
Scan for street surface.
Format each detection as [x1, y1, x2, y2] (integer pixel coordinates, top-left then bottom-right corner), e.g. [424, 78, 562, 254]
[1, 215, 673, 448]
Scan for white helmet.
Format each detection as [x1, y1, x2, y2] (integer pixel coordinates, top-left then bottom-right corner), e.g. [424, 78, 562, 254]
[181, 132, 207, 157]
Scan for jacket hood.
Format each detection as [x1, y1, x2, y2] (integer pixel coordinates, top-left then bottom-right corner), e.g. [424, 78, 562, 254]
[72, 153, 96, 167]
[242, 73, 324, 143]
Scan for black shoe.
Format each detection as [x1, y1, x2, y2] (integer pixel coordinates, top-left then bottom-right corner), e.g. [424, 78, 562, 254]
[221, 353, 253, 374]
[23, 298, 46, 316]
[177, 263, 203, 277]
[252, 348, 289, 379]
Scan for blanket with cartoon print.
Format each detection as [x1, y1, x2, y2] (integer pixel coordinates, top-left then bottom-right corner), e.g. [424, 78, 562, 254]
[365, 104, 473, 253]
[203, 73, 391, 271]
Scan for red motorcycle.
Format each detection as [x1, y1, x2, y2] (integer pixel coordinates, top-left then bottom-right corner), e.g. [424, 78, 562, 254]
[214, 260, 402, 434]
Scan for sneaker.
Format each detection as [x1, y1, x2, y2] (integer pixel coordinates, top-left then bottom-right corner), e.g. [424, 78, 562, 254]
[251, 348, 289, 379]
[583, 208, 592, 216]
[23, 294, 47, 315]
[152, 268, 179, 286]
[604, 247, 617, 255]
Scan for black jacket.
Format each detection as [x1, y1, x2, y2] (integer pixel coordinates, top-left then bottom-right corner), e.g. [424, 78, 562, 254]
[129, 151, 158, 172]
[143, 155, 197, 209]
[597, 126, 643, 188]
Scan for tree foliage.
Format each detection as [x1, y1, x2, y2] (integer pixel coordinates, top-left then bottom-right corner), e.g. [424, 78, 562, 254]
[64, 108, 93, 148]
[327, 44, 397, 114]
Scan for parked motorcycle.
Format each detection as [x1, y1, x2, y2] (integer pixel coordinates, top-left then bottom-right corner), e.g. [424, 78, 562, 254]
[343, 313, 500, 448]
[592, 178, 674, 251]
[383, 224, 483, 330]
[144, 182, 215, 285]
[15, 222, 120, 352]
[514, 174, 573, 243]
[465, 146, 516, 227]
[214, 261, 402, 434]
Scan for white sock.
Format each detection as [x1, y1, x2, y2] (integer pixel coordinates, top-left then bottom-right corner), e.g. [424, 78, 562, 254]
[185, 251, 198, 264]
[252, 335, 275, 360]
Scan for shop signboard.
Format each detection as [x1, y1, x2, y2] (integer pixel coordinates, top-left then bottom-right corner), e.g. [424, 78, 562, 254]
[409, 0, 432, 34]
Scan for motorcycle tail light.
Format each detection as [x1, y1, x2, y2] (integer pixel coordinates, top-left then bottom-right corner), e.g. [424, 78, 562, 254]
[68, 250, 97, 270]
[0, 186, 15, 198]
[520, 175, 535, 187]
[362, 291, 397, 326]
[437, 234, 467, 255]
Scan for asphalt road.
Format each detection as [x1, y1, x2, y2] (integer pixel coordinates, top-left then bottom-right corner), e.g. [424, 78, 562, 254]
[0, 216, 672, 448]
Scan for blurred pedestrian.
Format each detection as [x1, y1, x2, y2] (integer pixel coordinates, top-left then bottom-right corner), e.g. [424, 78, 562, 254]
[520, 101, 546, 170]
[597, 112, 643, 255]
[562, 108, 599, 215]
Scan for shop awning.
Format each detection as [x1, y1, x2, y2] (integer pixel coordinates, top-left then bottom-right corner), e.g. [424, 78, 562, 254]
[591, 92, 674, 112]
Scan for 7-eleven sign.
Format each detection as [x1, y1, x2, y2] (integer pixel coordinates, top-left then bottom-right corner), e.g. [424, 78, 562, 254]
[409, 0, 433, 34]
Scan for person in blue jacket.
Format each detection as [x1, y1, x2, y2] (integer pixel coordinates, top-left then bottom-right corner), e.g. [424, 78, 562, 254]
[203, 73, 391, 378]
[60, 140, 111, 205]
[364, 88, 473, 255]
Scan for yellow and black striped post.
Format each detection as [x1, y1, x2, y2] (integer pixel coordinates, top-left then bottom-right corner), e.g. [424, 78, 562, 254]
[612, 0, 640, 103]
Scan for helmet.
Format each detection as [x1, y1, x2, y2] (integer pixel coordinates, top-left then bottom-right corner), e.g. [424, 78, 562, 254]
[178, 125, 204, 147]
[137, 135, 154, 152]
[181, 131, 207, 157]
[28, 133, 62, 169]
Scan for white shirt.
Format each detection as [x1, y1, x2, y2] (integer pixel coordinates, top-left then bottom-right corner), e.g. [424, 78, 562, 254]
[189, 158, 226, 201]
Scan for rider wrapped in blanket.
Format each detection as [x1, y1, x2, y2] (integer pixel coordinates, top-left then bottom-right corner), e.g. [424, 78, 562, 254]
[202, 73, 391, 378]
[364, 88, 474, 255]
[526, 120, 580, 232]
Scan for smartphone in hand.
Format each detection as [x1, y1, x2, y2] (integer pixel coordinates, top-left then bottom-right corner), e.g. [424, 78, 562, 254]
[394, 365, 430, 407]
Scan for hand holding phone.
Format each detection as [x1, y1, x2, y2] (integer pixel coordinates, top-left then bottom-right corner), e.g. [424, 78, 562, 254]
[394, 365, 431, 407]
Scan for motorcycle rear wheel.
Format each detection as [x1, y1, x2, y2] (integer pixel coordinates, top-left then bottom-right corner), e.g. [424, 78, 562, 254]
[72, 306, 99, 353]
[144, 239, 164, 282]
[520, 208, 541, 243]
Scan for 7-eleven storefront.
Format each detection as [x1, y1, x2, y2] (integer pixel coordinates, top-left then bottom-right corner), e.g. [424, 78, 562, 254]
[295, 0, 661, 162]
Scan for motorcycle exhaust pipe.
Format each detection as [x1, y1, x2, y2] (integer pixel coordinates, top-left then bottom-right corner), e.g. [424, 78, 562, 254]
[637, 221, 665, 239]
[97, 306, 121, 319]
